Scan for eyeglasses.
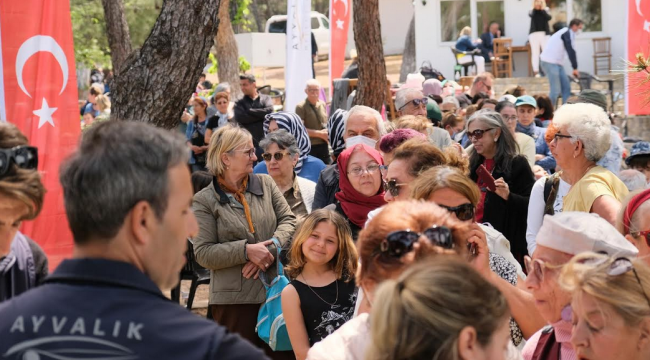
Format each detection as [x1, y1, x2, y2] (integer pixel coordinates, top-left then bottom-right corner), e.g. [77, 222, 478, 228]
[438, 203, 475, 221]
[553, 133, 574, 142]
[379, 164, 388, 176]
[378, 226, 453, 258]
[468, 128, 493, 141]
[262, 152, 289, 162]
[347, 164, 380, 177]
[631, 230, 650, 243]
[229, 148, 256, 158]
[481, 81, 492, 91]
[383, 179, 407, 197]
[524, 256, 561, 282]
[577, 256, 650, 309]
[398, 97, 428, 111]
[0, 146, 38, 177]
[502, 115, 518, 122]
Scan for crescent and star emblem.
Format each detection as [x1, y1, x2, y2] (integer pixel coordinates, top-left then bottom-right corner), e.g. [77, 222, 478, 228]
[15, 35, 69, 128]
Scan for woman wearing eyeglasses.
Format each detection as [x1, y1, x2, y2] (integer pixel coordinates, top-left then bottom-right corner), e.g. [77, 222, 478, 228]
[325, 144, 386, 240]
[253, 111, 326, 183]
[259, 129, 316, 219]
[617, 188, 650, 265]
[0, 123, 48, 302]
[307, 200, 475, 360]
[496, 100, 536, 169]
[559, 252, 650, 360]
[192, 125, 296, 358]
[467, 110, 535, 265]
[410, 166, 548, 344]
[550, 103, 628, 225]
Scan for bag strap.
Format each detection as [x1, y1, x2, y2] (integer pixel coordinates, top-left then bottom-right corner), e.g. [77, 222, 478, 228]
[259, 238, 284, 288]
[543, 173, 561, 216]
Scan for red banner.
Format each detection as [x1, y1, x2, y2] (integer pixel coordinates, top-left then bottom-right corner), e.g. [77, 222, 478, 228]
[1, 1, 80, 269]
[329, 0, 351, 97]
[627, 0, 650, 115]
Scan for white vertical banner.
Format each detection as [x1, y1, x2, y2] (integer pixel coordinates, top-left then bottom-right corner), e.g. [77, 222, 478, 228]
[285, 0, 312, 113]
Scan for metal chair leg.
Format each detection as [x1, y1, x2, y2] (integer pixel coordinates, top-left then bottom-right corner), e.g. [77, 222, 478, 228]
[186, 277, 198, 310]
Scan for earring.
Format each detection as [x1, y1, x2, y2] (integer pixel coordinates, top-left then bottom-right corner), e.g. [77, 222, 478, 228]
[494, 138, 498, 142]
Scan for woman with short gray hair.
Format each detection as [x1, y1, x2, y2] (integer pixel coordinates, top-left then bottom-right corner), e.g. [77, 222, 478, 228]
[260, 129, 316, 218]
[551, 103, 628, 224]
[467, 109, 535, 264]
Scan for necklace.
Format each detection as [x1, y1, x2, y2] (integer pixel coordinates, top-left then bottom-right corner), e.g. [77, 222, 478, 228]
[300, 273, 339, 307]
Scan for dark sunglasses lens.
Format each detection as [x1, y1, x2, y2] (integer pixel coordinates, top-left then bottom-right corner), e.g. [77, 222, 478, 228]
[384, 180, 399, 197]
[470, 130, 484, 140]
[455, 205, 475, 221]
[385, 231, 419, 257]
[262, 153, 272, 161]
[423, 227, 453, 249]
[274, 153, 284, 161]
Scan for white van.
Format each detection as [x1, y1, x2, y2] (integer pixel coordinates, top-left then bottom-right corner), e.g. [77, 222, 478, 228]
[265, 11, 330, 59]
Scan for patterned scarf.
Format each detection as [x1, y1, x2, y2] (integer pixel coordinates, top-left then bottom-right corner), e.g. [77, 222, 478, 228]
[328, 109, 347, 158]
[218, 175, 255, 233]
[264, 111, 311, 174]
[516, 122, 536, 138]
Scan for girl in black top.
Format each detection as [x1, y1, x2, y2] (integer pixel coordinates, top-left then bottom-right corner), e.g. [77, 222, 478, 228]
[282, 209, 358, 360]
[529, 0, 552, 76]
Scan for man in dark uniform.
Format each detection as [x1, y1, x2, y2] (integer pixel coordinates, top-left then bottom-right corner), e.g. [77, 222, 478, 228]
[0, 121, 267, 359]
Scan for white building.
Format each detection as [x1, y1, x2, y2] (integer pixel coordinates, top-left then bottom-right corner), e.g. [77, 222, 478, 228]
[346, 0, 414, 56]
[414, 0, 625, 80]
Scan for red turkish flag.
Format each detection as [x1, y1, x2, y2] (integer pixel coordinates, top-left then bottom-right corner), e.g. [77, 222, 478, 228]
[627, 0, 650, 115]
[1, 1, 80, 269]
[329, 0, 351, 97]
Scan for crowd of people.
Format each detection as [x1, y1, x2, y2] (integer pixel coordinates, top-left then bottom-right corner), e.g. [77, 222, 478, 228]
[2, 4, 650, 359]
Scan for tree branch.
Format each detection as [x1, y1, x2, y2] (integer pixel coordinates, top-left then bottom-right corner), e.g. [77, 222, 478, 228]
[101, 0, 132, 75]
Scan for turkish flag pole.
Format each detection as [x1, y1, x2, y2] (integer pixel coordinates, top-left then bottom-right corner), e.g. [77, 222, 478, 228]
[329, 0, 351, 99]
[626, 0, 650, 115]
[0, 1, 80, 269]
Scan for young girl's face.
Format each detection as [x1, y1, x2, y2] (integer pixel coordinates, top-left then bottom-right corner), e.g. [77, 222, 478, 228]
[302, 220, 339, 266]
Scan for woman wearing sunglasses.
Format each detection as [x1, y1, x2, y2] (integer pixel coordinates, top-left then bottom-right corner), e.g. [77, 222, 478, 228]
[307, 200, 475, 360]
[467, 110, 535, 265]
[254, 111, 326, 183]
[559, 252, 650, 360]
[410, 166, 543, 346]
[325, 144, 386, 239]
[0, 123, 48, 302]
[618, 188, 650, 265]
[259, 129, 316, 219]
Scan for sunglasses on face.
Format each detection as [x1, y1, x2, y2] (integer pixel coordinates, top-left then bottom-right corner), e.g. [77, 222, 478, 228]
[481, 81, 492, 91]
[0, 146, 38, 177]
[262, 152, 289, 162]
[578, 255, 650, 308]
[524, 256, 561, 282]
[632, 230, 650, 244]
[468, 128, 493, 141]
[383, 178, 407, 197]
[399, 97, 428, 111]
[438, 203, 475, 221]
[378, 226, 453, 258]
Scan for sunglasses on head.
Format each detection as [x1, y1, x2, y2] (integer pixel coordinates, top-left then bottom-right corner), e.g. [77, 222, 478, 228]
[578, 255, 650, 308]
[0, 146, 38, 177]
[383, 178, 407, 197]
[262, 152, 289, 162]
[378, 226, 453, 258]
[438, 203, 475, 221]
[399, 97, 428, 111]
[468, 128, 493, 141]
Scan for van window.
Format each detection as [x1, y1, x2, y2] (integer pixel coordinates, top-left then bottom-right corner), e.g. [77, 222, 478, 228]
[321, 17, 329, 29]
[269, 20, 287, 33]
[311, 17, 320, 29]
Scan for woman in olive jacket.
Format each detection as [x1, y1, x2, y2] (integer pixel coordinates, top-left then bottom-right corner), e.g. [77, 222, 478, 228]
[193, 125, 296, 359]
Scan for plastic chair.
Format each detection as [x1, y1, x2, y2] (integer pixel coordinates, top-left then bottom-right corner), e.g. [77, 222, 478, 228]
[171, 240, 212, 318]
[592, 37, 612, 75]
[492, 38, 513, 78]
[451, 47, 479, 77]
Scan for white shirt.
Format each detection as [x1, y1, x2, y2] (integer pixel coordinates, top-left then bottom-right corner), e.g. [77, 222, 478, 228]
[540, 28, 574, 65]
[526, 175, 570, 255]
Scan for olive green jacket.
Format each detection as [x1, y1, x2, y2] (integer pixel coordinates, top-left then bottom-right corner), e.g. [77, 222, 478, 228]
[192, 174, 296, 305]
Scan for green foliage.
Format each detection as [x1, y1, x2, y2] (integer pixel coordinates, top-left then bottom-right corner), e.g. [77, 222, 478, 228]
[232, 0, 253, 32]
[208, 53, 219, 74]
[238, 56, 251, 72]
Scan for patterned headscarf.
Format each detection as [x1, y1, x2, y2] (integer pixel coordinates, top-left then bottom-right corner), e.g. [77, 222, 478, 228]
[264, 111, 311, 174]
[328, 109, 347, 158]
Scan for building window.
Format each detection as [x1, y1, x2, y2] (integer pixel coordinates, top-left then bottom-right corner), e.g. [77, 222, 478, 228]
[544, 0, 601, 33]
[476, 1, 505, 36]
[441, 0, 471, 42]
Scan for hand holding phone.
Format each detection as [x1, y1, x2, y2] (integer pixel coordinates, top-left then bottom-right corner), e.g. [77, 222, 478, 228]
[476, 164, 496, 192]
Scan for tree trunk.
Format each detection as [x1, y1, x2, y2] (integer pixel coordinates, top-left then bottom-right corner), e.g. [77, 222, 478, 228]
[352, 0, 387, 111]
[250, 0, 264, 32]
[215, 0, 242, 99]
[110, 0, 221, 129]
[399, 15, 416, 83]
[101, 0, 132, 75]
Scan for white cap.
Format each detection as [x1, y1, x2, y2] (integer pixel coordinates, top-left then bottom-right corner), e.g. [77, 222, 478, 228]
[498, 94, 517, 104]
[399, 73, 426, 91]
[536, 212, 638, 258]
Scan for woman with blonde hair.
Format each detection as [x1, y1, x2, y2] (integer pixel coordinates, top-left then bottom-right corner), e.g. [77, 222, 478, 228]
[192, 124, 296, 358]
[92, 94, 111, 123]
[528, 0, 552, 77]
[559, 252, 650, 360]
[455, 26, 485, 74]
[366, 258, 511, 360]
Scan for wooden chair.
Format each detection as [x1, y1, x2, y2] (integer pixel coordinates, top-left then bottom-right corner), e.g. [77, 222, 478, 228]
[593, 37, 612, 75]
[458, 76, 475, 92]
[492, 38, 513, 78]
[346, 78, 397, 120]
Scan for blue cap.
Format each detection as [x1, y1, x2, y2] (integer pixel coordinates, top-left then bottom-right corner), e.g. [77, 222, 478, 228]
[515, 95, 537, 108]
[626, 141, 650, 165]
